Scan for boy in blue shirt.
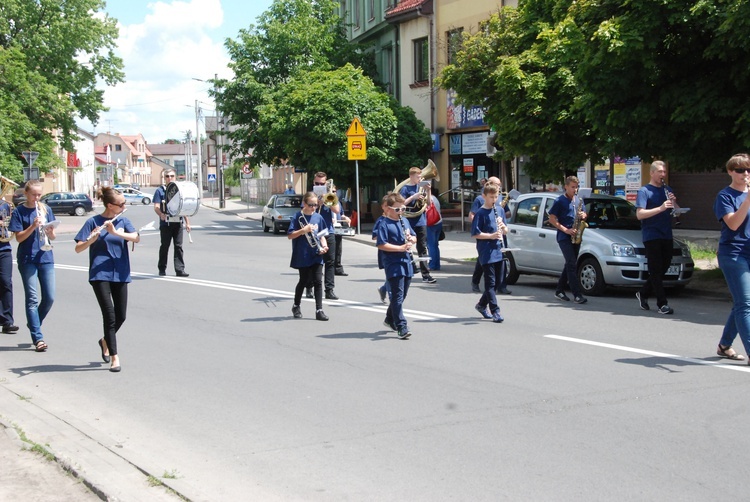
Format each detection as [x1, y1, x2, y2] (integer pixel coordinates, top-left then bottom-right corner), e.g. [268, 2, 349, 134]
[471, 184, 507, 322]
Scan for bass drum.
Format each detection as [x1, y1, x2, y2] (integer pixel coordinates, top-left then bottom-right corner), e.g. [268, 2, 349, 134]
[165, 181, 200, 217]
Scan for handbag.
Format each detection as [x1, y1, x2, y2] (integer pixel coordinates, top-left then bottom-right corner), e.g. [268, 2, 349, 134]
[426, 203, 440, 226]
[439, 229, 445, 241]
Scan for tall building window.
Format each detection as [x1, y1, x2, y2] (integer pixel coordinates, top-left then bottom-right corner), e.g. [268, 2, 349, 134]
[369, 0, 375, 20]
[414, 37, 429, 83]
[383, 47, 394, 96]
[447, 28, 464, 65]
[354, 0, 360, 29]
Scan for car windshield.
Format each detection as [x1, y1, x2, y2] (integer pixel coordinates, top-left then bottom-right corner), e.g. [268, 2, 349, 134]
[584, 198, 640, 230]
[276, 196, 302, 208]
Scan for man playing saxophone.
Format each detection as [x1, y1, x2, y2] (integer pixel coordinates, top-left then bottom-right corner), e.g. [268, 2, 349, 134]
[548, 176, 588, 305]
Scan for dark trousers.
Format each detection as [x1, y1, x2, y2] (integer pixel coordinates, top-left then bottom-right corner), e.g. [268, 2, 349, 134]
[385, 275, 412, 331]
[296, 264, 323, 310]
[473, 258, 508, 290]
[0, 250, 13, 326]
[412, 224, 429, 276]
[334, 234, 345, 274]
[309, 237, 336, 292]
[478, 262, 501, 313]
[640, 238, 673, 307]
[91, 281, 127, 356]
[158, 222, 185, 273]
[557, 238, 582, 297]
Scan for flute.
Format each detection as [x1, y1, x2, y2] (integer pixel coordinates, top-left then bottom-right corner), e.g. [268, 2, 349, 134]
[87, 208, 127, 241]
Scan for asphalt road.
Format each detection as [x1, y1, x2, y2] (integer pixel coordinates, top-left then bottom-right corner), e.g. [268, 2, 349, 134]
[1, 204, 747, 501]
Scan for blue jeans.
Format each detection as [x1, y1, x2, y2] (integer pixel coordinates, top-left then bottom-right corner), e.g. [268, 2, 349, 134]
[426, 223, 442, 271]
[18, 262, 55, 344]
[385, 275, 411, 331]
[556, 239, 581, 297]
[718, 254, 750, 355]
[478, 261, 501, 314]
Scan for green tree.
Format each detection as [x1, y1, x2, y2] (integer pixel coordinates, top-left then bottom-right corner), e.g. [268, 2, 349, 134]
[0, 0, 124, 178]
[216, 0, 375, 159]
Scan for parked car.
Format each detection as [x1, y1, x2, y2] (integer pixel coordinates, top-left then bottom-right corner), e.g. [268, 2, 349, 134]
[40, 192, 93, 216]
[261, 194, 303, 234]
[114, 183, 140, 191]
[118, 187, 152, 205]
[505, 192, 694, 296]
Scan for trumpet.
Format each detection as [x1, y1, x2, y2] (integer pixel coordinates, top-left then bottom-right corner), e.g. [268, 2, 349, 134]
[86, 208, 127, 241]
[298, 212, 328, 253]
[321, 179, 338, 207]
[36, 202, 53, 251]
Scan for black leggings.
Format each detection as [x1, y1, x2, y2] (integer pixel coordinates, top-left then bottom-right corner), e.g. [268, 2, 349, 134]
[296, 264, 323, 310]
[91, 281, 128, 356]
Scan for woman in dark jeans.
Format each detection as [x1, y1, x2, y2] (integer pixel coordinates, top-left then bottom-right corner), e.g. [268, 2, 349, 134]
[75, 187, 140, 372]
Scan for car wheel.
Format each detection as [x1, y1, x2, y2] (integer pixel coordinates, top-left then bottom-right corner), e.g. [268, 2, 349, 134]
[505, 253, 519, 285]
[74, 206, 86, 216]
[273, 221, 281, 234]
[142, 197, 152, 205]
[578, 257, 606, 296]
[262, 217, 269, 232]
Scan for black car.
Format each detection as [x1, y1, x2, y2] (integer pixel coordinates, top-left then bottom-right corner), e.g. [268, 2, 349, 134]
[40, 192, 93, 216]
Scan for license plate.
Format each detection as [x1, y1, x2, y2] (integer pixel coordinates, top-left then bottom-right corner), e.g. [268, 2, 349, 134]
[667, 265, 679, 275]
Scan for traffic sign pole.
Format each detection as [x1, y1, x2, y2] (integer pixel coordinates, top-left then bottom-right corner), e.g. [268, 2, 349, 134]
[346, 118, 367, 234]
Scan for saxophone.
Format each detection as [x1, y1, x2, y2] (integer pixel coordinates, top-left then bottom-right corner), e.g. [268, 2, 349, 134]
[571, 188, 588, 244]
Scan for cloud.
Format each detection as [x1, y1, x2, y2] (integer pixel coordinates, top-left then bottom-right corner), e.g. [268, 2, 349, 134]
[86, 0, 233, 143]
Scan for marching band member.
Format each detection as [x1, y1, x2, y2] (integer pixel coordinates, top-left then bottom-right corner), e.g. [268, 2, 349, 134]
[373, 195, 390, 305]
[469, 176, 510, 294]
[376, 193, 416, 339]
[549, 176, 588, 305]
[311, 171, 341, 299]
[471, 183, 506, 323]
[289, 192, 329, 321]
[153, 168, 190, 277]
[74, 187, 140, 372]
[0, 195, 17, 335]
[399, 167, 436, 284]
[8, 180, 56, 352]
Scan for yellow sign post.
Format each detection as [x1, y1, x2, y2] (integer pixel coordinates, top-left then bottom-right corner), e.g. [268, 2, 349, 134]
[346, 117, 367, 161]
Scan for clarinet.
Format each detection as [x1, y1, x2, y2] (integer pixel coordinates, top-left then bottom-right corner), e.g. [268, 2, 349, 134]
[398, 215, 415, 259]
[661, 180, 675, 216]
[492, 204, 505, 250]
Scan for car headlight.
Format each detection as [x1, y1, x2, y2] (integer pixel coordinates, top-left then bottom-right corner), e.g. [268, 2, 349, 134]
[611, 243, 636, 257]
[680, 244, 691, 258]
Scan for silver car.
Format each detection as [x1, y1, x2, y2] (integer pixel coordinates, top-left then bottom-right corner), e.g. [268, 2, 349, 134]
[261, 194, 303, 234]
[505, 192, 694, 295]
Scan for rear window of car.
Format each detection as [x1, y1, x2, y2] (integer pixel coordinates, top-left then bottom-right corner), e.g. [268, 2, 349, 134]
[276, 196, 302, 208]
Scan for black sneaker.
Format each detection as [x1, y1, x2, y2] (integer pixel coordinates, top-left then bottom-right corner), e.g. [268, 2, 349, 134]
[158, 270, 166, 276]
[573, 295, 588, 304]
[2, 325, 19, 334]
[636, 292, 649, 310]
[325, 291, 339, 300]
[422, 275, 437, 284]
[555, 291, 570, 301]
[471, 282, 481, 293]
[657, 305, 674, 315]
[292, 305, 302, 319]
[316, 310, 329, 321]
[397, 328, 412, 339]
[176, 271, 190, 277]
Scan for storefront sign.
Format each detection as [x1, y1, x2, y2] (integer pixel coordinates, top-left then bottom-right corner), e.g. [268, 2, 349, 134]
[447, 89, 487, 129]
[462, 132, 489, 155]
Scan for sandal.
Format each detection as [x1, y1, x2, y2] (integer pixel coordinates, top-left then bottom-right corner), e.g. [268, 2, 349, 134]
[717, 344, 745, 361]
[34, 340, 48, 352]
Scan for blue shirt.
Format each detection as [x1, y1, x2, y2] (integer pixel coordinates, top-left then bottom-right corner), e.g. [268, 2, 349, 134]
[288, 211, 326, 269]
[399, 184, 427, 227]
[74, 215, 136, 282]
[636, 184, 673, 241]
[9, 204, 56, 264]
[549, 193, 576, 243]
[376, 217, 415, 278]
[714, 186, 750, 258]
[471, 206, 504, 265]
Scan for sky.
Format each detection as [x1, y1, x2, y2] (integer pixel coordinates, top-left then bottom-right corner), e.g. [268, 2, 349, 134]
[79, 0, 275, 144]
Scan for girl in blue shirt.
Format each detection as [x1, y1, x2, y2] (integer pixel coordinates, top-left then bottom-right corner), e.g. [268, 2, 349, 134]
[9, 180, 57, 352]
[75, 187, 140, 372]
[713, 153, 750, 362]
[288, 192, 329, 321]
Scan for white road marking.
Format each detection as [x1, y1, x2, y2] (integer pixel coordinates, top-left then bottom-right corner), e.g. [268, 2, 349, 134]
[545, 334, 750, 373]
[54, 264, 456, 322]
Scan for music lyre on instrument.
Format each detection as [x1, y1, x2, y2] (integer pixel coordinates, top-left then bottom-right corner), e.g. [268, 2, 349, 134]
[36, 201, 54, 251]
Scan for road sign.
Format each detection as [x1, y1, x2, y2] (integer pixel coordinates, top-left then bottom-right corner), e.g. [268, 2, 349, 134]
[346, 118, 367, 160]
[21, 150, 39, 165]
[242, 163, 251, 174]
[207, 173, 217, 182]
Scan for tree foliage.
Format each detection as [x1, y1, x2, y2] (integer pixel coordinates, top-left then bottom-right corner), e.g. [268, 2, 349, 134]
[440, 0, 750, 176]
[215, 0, 431, 188]
[0, 0, 124, 179]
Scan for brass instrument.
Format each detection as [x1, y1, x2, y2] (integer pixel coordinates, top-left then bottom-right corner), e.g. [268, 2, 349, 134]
[572, 188, 588, 244]
[298, 212, 328, 253]
[36, 202, 53, 251]
[500, 192, 511, 208]
[321, 179, 339, 207]
[393, 159, 440, 218]
[0, 176, 18, 242]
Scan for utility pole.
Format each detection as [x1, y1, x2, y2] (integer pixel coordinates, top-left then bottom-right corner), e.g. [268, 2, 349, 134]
[215, 73, 225, 209]
[195, 100, 203, 194]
